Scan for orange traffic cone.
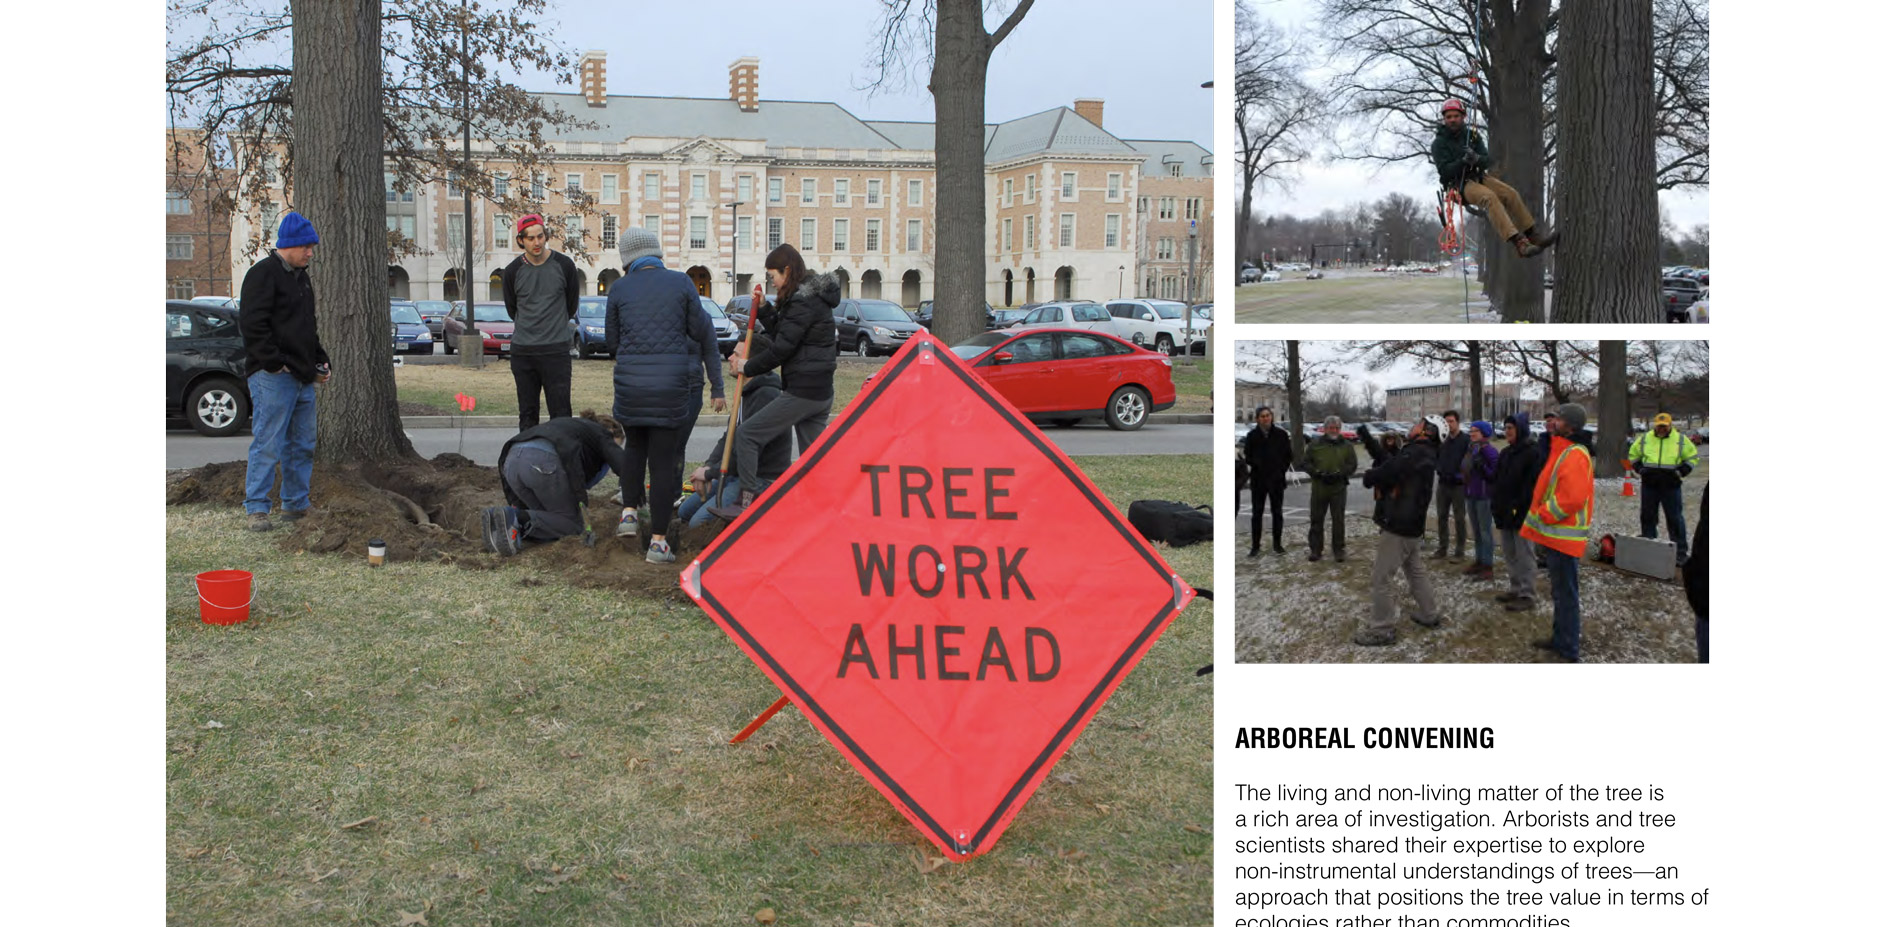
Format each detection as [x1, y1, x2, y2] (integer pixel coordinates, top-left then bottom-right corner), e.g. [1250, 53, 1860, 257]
[1620, 476, 1635, 497]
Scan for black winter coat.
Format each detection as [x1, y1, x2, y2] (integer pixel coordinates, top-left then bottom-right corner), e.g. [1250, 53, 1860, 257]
[605, 264, 724, 428]
[1436, 430, 1471, 485]
[498, 417, 626, 511]
[744, 271, 839, 399]
[704, 372, 793, 484]
[1683, 488, 1708, 621]
[1431, 123, 1493, 188]
[1243, 424, 1293, 490]
[1492, 412, 1541, 531]
[1364, 438, 1438, 538]
[239, 251, 329, 383]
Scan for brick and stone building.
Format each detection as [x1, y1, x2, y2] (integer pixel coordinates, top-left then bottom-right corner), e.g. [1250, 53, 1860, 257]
[166, 129, 236, 300]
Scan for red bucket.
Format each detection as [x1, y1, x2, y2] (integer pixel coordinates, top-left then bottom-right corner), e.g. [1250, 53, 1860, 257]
[196, 570, 254, 625]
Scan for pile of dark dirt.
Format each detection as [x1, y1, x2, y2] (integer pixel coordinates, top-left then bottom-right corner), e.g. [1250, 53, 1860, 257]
[167, 454, 734, 599]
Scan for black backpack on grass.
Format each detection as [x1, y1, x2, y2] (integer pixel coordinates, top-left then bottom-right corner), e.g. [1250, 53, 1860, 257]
[1127, 500, 1213, 547]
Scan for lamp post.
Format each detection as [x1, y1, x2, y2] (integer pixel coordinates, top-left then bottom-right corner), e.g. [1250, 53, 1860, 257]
[1118, 264, 1124, 298]
[724, 199, 744, 302]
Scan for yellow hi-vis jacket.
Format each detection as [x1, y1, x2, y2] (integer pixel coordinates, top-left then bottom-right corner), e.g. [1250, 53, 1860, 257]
[1521, 434, 1594, 557]
[1627, 427, 1699, 475]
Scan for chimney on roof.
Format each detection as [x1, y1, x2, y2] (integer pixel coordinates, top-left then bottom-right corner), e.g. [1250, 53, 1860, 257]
[729, 57, 760, 113]
[580, 50, 607, 107]
[1074, 98, 1104, 127]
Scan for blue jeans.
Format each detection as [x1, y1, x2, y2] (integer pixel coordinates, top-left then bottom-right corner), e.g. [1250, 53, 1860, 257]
[1640, 483, 1688, 562]
[245, 370, 318, 515]
[1466, 497, 1494, 566]
[676, 478, 747, 528]
[1546, 550, 1581, 660]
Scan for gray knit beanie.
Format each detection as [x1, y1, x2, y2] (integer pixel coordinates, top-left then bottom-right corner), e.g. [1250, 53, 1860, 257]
[618, 225, 662, 267]
[1556, 402, 1587, 432]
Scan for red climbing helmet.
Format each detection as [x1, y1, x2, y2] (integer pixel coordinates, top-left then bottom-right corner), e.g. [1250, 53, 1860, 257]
[1441, 98, 1467, 115]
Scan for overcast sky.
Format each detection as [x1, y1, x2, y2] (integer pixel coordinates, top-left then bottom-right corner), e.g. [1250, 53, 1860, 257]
[1235, 341, 1546, 403]
[543, 0, 1213, 147]
[1251, 0, 1708, 230]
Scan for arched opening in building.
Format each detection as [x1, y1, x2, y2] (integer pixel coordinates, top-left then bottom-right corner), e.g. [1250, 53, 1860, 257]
[1054, 266, 1074, 301]
[597, 268, 620, 294]
[1023, 267, 1036, 303]
[487, 269, 504, 302]
[685, 265, 712, 296]
[387, 265, 411, 300]
[442, 270, 461, 302]
[1001, 269, 1014, 307]
[901, 270, 922, 307]
[861, 269, 883, 300]
[833, 267, 851, 299]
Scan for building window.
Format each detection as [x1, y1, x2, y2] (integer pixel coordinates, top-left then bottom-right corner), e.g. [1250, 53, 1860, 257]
[689, 216, 708, 250]
[691, 173, 707, 201]
[166, 191, 191, 215]
[800, 217, 816, 250]
[906, 218, 922, 252]
[644, 173, 661, 200]
[802, 178, 816, 204]
[1025, 174, 1037, 203]
[768, 217, 784, 249]
[867, 179, 881, 206]
[386, 215, 417, 241]
[531, 172, 545, 200]
[1059, 214, 1075, 248]
[494, 216, 511, 249]
[1105, 214, 1121, 248]
[908, 179, 923, 206]
[167, 234, 193, 260]
[865, 219, 880, 252]
[1159, 197, 1177, 220]
[738, 175, 754, 203]
[833, 218, 849, 252]
[170, 279, 196, 300]
[1156, 237, 1174, 261]
[737, 215, 753, 251]
[601, 215, 617, 249]
[644, 215, 660, 236]
[1003, 178, 1014, 205]
[384, 172, 414, 203]
[1107, 172, 1122, 201]
[494, 173, 509, 199]
[449, 213, 465, 252]
[1137, 196, 1149, 215]
[1061, 172, 1077, 200]
[1168, 163, 1183, 178]
[1024, 215, 1036, 251]
[566, 173, 583, 195]
[769, 177, 783, 203]
[1186, 197, 1202, 221]
[1003, 218, 1013, 252]
[601, 173, 619, 204]
[564, 215, 582, 247]
[834, 178, 849, 205]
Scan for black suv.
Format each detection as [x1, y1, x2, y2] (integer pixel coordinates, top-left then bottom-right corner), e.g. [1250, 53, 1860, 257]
[1662, 277, 1702, 323]
[167, 300, 251, 436]
[915, 300, 999, 330]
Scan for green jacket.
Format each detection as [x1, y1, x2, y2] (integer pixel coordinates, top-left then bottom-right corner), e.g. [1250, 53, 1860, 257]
[1301, 434, 1359, 487]
[1431, 123, 1492, 188]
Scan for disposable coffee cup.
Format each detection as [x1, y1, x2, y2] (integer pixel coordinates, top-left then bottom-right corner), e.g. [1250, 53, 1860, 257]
[368, 539, 387, 567]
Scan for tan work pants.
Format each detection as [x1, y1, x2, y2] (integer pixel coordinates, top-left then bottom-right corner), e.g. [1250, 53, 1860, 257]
[1459, 176, 1537, 241]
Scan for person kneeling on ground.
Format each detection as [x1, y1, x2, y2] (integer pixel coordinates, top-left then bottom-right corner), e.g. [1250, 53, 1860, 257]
[484, 410, 625, 555]
[1355, 417, 1445, 647]
[679, 338, 793, 528]
[1432, 98, 1559, 258]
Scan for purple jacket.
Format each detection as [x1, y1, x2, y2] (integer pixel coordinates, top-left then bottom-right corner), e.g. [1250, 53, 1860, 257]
[1463, 440, 1500, 500]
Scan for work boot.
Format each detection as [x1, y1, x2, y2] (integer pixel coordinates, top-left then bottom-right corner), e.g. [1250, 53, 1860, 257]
[1505, 596, 1535, 612]
[280, 508, 309, 523]
[1334, 550, 1346, 563]
[247, 512, 275, 532]
[646, 537, 676, 564]
[1273, 541, 1286, 554]
[1530, 637, 1579, 663]
[1307, 550, 1322, 563]
[1248, 546, 1260, 559]
[1353, 627, 1397, 647]
[1511, 233, 1543, 258]
[1527, 226, 1560, 250]
[1431, 549, 1448, 560]
[1466, 566, 1494, 581]
[1461, 563, 1485, 576]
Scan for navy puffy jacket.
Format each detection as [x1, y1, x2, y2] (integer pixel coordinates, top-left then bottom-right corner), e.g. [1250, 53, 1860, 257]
[604, 264, 723, 428]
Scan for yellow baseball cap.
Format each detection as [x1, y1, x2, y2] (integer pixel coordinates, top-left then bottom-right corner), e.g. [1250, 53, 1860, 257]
[1653, 413, 1673, 425]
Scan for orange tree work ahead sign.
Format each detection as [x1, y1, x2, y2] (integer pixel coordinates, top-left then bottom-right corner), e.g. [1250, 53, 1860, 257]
[680, 333, 1194, 860]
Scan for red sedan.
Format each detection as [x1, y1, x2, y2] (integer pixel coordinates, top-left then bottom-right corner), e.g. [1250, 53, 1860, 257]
[948, 327, 1176, 430]
[441, 302, 516, 355]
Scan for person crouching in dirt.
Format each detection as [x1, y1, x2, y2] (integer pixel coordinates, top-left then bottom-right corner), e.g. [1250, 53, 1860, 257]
[1355, 417, 1445, 647]
[680, 337, 792, 528]
[1433, 99, 1558, 258]
[483, 410, 625, 555]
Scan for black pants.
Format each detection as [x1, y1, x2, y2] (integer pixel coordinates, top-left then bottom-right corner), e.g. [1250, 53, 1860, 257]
[1309, 482, 1347, 555]
[1250, 480, 1285, 552]
[510, 350, 573, 431]
[621, 425, 683, 535]
[501, 445, 583, 541]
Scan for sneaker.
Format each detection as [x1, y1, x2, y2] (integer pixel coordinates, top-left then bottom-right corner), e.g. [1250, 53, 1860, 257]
[1466, 567, 1494, 581]
[247, 512, 275, 532]
[646, 537, 676, 564]
[481, 506, 520, 555]
[615, 507, 646, 539]
[1410, 612, 1442, 628]
[280, 508, 309, 523]
[1353, 627, 1397, 646]
[1505, 596, 1536, 612]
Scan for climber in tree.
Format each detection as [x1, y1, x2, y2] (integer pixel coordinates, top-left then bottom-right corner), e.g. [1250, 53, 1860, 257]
[1432, 99, 1558, 258]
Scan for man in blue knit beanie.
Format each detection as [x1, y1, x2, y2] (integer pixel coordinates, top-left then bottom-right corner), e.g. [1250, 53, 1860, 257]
[237, 211, 330, 532]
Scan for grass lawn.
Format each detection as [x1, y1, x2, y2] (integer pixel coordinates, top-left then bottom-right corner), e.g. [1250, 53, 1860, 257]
[168, 454, 1213, 925]
[1233, 270, 1546, 323]
[396, 354, 1212, 418]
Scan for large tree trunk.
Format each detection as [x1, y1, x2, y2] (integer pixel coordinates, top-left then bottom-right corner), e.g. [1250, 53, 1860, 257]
[1595, 340, 1629, 476]
[929, 0, 995, 349]
[1465, 341, 1484, 421]
[1286, 340, 1305, 461]
[1485, 0, 1550, 322]
[1552, 0, 1661, 322]
[292, 0, 416, 464]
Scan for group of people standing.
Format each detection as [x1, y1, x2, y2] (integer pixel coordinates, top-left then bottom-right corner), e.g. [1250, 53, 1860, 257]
[1241, 405, 1707, 663]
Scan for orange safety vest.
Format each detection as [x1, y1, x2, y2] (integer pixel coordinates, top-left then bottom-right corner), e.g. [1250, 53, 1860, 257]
[1520, 435, 1594, 557]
